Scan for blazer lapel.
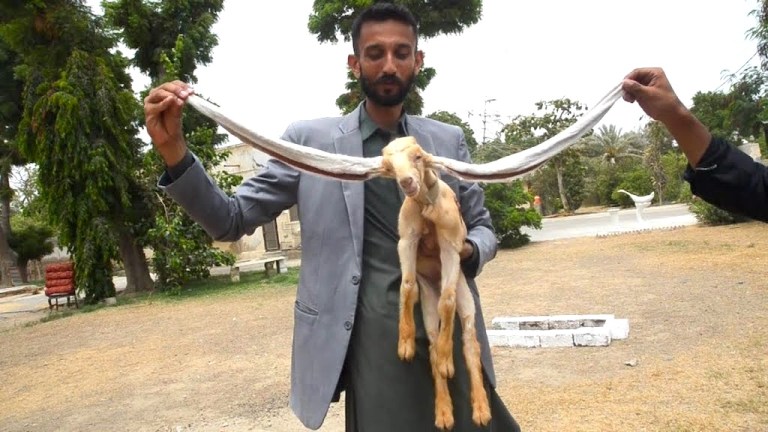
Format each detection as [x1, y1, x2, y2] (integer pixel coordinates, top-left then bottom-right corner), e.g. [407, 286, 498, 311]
[406, 116, 438, 156]
[334, 106, 365, 265]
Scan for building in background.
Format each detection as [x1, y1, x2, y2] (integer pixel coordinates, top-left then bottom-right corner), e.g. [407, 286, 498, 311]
[211, 143, 302, 261]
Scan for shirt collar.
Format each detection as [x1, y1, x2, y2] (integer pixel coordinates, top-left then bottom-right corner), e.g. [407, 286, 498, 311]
[359, 101, 409, 141]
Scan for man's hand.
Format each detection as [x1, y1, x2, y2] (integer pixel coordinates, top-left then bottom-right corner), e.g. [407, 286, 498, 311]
[622, 67, 711, 167]
[417, 238, 474, 261]
[143, 81, 195, 167]
[621, 67, 688, 126]
[459, 240, 474, 261]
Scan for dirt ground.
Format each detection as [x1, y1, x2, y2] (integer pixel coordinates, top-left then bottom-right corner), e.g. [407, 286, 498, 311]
[1, 222, 767, 432]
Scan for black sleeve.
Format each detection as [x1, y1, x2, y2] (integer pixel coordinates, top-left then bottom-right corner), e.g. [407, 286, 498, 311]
[165, 149, 196, 181]
[460, 239, 481, 280]
[684, 136, 768, 222]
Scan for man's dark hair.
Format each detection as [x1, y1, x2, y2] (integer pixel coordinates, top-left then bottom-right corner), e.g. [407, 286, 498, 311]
[351, 3, 419, 55]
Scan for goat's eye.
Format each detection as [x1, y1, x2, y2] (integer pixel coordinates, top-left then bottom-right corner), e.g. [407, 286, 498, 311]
[414, 155, 423, 162]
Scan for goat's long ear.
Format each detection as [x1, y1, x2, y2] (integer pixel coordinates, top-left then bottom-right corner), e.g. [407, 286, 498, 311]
[432, 83, 625, 183]
[187, 81, 623, 184]
[186, 95, 383, 182]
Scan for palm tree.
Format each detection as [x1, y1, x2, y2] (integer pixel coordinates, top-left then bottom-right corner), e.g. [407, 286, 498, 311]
[584, 125, 644, 164]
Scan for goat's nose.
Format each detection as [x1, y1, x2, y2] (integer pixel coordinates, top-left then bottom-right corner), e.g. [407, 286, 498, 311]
[399, 177, 414, 189]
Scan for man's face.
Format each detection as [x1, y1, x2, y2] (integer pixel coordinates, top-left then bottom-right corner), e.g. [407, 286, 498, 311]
[348, 20, 423, 107]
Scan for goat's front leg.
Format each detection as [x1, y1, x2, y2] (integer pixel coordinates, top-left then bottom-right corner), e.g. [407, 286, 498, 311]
[397, 200, 423, 362]
[435, 234, 461, 379]
[418, 275, 454, 430]
[456, 273, 491, 426]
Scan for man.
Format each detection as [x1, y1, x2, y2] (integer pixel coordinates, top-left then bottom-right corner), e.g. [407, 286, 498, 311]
[143, 4, 521, 431]
[622, 67, 768, 222]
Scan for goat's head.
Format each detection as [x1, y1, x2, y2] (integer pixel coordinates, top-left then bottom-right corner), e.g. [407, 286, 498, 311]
[381, 137, 434, 197]
[184, 83, 624, 183]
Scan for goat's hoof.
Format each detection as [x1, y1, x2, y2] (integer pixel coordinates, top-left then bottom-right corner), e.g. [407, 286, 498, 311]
[472, 399, 492, 426]
[435, 405, 454, 430]
[398, 337, 415, 361]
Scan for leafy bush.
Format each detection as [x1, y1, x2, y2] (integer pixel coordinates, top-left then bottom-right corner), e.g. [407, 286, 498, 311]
[661, 152, 690, 203]
[9, 215, 55, 283]
[482, 181, 542, 248]
[689, 198, 749, 225]
[612, 166, 654, 207]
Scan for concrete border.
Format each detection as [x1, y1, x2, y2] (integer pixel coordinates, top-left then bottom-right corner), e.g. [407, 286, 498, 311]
[487, 314, 629, 348]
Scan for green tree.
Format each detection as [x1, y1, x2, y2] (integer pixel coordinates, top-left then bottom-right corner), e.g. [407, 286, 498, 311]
[307, 0, 482, 115]
[426, 110, 479, 154]
[690, 91, 733, 139]
[749, 0, 768, 71]
[104, 0, 239, 292]
[1, 0, 146, 302]
[481, 182, 541, 248]
[0, 38, 23, 286]
[8, 214, 53, 283]
[500, 98, 589, 213]
[643, 121, 674, 205]
[583, 124, 644, 163]
[690, 67, 768, 155]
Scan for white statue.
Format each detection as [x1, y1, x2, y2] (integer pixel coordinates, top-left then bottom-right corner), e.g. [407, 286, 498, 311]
[616, 189, 654, 223]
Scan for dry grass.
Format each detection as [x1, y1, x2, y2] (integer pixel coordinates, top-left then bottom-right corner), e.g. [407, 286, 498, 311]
[1, 222, 767, 431]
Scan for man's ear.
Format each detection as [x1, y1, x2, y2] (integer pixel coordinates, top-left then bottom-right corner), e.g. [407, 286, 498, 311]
[415, 50, 424, 74]
[348, 54, 361, 79]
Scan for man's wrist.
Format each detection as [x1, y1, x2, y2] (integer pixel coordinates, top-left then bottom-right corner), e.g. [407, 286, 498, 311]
[460, 240, 475, 261]
[165, 149, 194, 181]
[159, 140, 189, 168]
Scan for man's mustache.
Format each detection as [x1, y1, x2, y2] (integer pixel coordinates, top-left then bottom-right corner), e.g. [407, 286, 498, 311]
[375, 75, 404, 86]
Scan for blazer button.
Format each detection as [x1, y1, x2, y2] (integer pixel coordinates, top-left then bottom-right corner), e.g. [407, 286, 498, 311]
[351, 275, 360, 285]
[344, 321, 353, 330]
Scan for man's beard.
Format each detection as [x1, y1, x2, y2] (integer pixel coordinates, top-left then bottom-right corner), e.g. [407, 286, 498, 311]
[359, 71, 415, 107]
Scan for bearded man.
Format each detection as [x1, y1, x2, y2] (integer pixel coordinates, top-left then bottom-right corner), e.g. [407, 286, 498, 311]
[143, 3, 521, 431]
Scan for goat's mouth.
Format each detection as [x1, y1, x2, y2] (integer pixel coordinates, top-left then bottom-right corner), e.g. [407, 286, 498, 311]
[402, 184, 420, 197]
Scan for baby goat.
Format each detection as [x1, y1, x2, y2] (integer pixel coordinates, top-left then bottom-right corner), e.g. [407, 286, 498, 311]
[380, 136, 491, 430]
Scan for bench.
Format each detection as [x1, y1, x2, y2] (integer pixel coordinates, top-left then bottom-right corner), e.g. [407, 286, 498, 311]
[230, 256, 287, 280]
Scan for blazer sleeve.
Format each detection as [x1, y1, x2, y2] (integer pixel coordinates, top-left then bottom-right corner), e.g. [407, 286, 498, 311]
[684, 137, 768, 222]
[157, 125, 301, 242]
[454, 129, 498, 279]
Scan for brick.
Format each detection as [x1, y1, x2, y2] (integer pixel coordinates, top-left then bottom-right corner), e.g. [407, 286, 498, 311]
[573, 327, 611, 347]
[606, 318, 630, 340]
[506, 331, 541, 348]
[538, 330, 575, 347]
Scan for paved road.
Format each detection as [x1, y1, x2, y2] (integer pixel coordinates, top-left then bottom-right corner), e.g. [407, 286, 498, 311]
[522, 203, 697, 242]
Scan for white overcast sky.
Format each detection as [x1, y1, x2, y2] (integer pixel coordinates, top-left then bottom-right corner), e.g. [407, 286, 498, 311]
[87, 0, 761, 145]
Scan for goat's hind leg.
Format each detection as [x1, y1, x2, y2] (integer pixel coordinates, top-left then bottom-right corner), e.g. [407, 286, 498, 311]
[456, 274, 491, 426]
[418, 275, 454, 430]
[435, 236, 461, 379]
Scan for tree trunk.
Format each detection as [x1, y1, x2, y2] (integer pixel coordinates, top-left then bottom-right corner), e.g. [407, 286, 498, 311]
[117, 226, 154, 294]
[555, 162, 570, 213]
[0, 168, 16, 287]
[18, 259, 29, 284]
[0, 171, 12, 238]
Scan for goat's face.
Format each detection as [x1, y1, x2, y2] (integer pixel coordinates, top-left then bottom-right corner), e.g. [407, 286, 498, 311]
[381, 136, 431, 197]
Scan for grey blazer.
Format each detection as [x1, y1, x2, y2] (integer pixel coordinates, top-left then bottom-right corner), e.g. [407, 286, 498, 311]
[159, 104, 499, 430]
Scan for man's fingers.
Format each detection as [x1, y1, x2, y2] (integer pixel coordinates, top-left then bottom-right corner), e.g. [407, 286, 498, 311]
[144, 94, 181, 117]
[621, 79, 642, 102]
[146, 82, 195, 103]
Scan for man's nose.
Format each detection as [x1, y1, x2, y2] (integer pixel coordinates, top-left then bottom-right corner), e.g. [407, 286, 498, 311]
[382, 53, 397, 74]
